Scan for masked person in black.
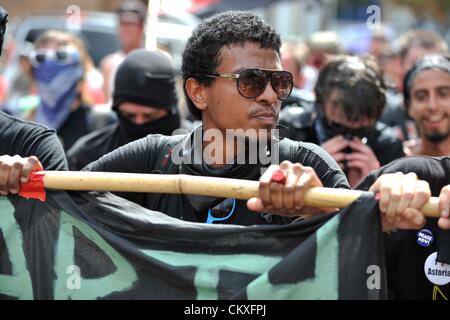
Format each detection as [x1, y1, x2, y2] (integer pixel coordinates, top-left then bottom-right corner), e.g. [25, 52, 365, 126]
[279, 55, 405, 187]
[67, 49, 188, 170]
[83, 11, 429, 231]
[0, 6, 68, 196]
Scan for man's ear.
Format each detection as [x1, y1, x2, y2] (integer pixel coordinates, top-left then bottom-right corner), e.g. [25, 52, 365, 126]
[185, 78, 208, 111]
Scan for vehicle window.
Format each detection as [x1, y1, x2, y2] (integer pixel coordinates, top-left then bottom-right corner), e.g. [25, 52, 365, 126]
[24, 28, 120, 66]
[79, 30, 120, 66]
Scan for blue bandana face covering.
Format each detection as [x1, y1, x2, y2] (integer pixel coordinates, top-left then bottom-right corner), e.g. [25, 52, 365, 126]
[33, 50, 83, 129]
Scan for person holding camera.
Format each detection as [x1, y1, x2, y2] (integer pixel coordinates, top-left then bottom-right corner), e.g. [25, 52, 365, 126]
[279, 55, 405, 187]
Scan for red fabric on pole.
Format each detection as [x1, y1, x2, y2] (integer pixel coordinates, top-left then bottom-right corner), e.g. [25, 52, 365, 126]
[18, 170, 46, 201]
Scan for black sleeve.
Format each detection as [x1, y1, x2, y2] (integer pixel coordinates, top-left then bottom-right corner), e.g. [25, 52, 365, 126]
[370, 124, 406, 166]
[66, 139, 93, 171]
[0, 114, 68, 170]
[374, 140, 405, 167]
[356, 156, 450, 196]
[66, 130, 110, 171]
[83, 135, 162, 173]
[293, 141, 350, 189]
[26, 130, 68, 171]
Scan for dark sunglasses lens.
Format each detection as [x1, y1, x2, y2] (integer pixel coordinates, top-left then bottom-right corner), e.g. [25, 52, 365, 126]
[55, 50, 70, 63]
[271, 71, 293, 100]
[351, 127, 372, 138]
[329, 121, 348, 136]
[35, 53, 47, 64]
[237, 69, 268, 98]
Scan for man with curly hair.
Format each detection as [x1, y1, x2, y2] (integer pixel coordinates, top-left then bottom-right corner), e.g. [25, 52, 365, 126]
[1, 10, 448, 300]
[80, 11, 429, 230]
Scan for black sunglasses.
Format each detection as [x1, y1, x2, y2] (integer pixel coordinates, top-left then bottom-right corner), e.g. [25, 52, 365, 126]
[201, 68, 293, 100]
[328, 120, 374, 139]
[29, 47, 80, 68]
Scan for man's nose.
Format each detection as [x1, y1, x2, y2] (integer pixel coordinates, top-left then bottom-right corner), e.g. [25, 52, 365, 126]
[427, 93, 439, 111]
[255, 81, 278, 106]
[133, 115, 149, 125]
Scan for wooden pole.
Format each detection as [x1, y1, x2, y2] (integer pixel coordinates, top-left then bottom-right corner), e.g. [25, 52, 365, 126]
[41, 171, 441, 218]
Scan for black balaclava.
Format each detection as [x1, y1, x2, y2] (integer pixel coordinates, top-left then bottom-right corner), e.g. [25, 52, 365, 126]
[0, 7, 8, 56]
[112, 48, 180, 141]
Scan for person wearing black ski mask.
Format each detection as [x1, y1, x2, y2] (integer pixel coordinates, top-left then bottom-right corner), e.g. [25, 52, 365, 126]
[67, 48, 187, 170]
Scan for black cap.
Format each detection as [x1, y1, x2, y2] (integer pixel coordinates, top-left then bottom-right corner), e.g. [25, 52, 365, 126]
[117, 0, 147, 24]
[113, 48, 178, 110]
[0, 6, 8, 56]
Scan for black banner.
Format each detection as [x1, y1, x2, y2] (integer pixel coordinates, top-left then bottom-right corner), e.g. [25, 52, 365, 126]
[0, 190, 386, 299]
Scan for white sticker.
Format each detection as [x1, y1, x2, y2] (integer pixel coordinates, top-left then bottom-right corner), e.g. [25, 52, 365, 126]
[424, 252, 450, 286]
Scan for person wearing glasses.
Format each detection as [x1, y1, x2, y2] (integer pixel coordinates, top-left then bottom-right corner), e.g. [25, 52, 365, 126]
[83, 11, 430, 231]
[67, 48, 190, 170]
[0, 10, 448, 301]
[26, 30, 97, 150]
[279, 56, 405, 187]
[0, 10, 441, 229]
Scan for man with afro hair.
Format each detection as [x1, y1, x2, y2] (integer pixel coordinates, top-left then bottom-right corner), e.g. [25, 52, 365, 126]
[84, 11, 428, 230]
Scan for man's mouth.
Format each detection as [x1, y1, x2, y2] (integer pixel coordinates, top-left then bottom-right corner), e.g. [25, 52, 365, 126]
[424, 114, 446, 128]
[252, 112, 278, 124]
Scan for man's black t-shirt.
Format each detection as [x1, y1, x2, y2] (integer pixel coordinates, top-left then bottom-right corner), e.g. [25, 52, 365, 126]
[0, 111, 68, 170]
[358, 156, 450, 300]
[85, 127, 349, 226]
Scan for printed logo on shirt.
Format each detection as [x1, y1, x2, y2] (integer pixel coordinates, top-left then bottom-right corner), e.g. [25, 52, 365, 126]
[417, 229, 434, 247]
[424, 252, 450, 286]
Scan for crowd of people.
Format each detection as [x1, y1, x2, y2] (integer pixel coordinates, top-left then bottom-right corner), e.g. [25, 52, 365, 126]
[1, 2, 450, 300]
